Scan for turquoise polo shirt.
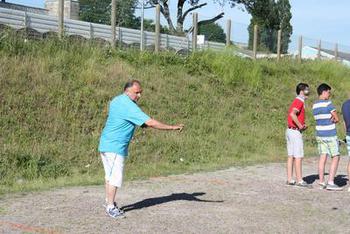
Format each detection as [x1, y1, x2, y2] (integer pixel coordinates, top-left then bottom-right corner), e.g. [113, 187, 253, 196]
[98, 94, 150, 156]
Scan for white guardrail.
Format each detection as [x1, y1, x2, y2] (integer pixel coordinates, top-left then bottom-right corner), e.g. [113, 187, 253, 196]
[0, 7, 226, 52]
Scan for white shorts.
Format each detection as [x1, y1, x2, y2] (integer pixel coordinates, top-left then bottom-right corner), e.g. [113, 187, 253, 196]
[100, 152, 125, 188]
[286, 128, 304, 158]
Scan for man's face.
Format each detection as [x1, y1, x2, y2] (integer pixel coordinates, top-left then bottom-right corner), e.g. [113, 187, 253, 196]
[126, 83, 142, 102]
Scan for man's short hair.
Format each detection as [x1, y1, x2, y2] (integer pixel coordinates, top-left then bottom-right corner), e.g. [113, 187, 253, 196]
[124, 80, 141, 91]
[317, 83, 331, 96]
[296, 83, 309, 95]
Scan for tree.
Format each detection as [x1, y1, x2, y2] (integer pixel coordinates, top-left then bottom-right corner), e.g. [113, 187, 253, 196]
[229, 0, 292, 53]
[141, 18, 170, 34]
[198, 23, 226, 43]
[145, 0, 224, 35]
[79, 0, 139, 28]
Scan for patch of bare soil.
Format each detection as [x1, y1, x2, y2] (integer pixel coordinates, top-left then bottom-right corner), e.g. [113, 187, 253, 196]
[1, 157, 350, 233]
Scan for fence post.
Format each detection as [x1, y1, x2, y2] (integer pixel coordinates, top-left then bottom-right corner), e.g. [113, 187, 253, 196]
[317, 40, 321, 59]
[253, 25, 258, 60]
[118, 27, 123, 48]
[298, 36, 303, 62]
[89, 23, 93, 39]
[155, 4, 160, 53]
[23, 11, 28, 28]
[334, 43, 338, 61]
[226, 19, 231, 47]
[277, 29, 281, 61]
[166, 34, 169, 50]
[111, 0, 116, 47]
[58, 0, 64, 39]
[192, 13, 198, 52]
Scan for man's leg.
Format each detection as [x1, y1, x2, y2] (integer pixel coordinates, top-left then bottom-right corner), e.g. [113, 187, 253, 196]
[287, 156, 294, 183]
[107, 183, 118, 206]
[328, 155, 340, 184]
[318, 154, 327, 183]
[295, 157, 303, 183]
[105, 180, 116, 205]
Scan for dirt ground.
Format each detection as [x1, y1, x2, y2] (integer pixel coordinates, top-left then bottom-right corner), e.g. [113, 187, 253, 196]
[1, 157, 350, 234]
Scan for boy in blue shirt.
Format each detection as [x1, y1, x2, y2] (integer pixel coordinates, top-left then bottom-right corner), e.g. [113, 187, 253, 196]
[312, 83, 341, 190]
[99, 80, 184, 218]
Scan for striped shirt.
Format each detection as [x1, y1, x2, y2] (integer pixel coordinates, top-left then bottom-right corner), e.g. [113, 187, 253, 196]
[312, 100, 336, 137]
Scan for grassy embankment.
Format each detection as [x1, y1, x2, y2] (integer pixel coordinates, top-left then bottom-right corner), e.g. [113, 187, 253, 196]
[1, 31, 350, 194]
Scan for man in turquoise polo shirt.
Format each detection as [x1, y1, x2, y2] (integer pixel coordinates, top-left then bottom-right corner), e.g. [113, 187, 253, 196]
[99, 80, 184, 218]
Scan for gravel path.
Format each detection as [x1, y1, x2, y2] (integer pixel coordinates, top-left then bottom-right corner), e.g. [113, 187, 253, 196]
[1, 157, 350, 234]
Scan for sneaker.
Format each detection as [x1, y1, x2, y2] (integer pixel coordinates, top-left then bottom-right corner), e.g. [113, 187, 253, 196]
[325, 184, 343, 191]
[318, 182, 327, 189]
[286, 180, 296, 186]
[102, 202, 124, 214]
[296, 181, 313, 189]
[106, 206, 125, 219]
[103, 202, 124, 215]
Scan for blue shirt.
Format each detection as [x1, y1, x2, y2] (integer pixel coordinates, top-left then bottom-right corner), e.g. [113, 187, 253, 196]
[312, 99, 337, 137]
[342, 99, 350, 136]
[98, 94, 150, 156]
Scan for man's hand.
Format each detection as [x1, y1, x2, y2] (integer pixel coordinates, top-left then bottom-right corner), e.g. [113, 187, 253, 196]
[173, 124, 184, 131]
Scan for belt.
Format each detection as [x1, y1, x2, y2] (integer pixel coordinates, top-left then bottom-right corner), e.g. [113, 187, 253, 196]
[288, 126, 300, 130]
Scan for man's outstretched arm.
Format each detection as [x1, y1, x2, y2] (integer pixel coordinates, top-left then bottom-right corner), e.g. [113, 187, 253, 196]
[145, 119, 184, 130]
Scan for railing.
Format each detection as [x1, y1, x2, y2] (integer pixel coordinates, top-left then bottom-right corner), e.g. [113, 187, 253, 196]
[0, 7, 226, 53]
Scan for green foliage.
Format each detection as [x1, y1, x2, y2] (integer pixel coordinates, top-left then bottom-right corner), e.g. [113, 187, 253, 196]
[239, 0, 292, 53]
[79, 0, 140, 28]
[198, 23, 226, 43]
[1, 33, 350, 194]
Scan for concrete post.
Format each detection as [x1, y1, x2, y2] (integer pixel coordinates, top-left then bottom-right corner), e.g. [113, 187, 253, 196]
[89, 23, 93, 39]
[226, 19, 231, 47]
[192, 13, 198, 52]
[58, 0, 64, 39]
[317, 40, 321, 59]
[298, 36, 303, 62]
[111, 0, 116, 47]
[334, 43, 338, 61]
[253, 25, 258, 59]
[155, 4, 160, 53]
[277, 29, 281, 61]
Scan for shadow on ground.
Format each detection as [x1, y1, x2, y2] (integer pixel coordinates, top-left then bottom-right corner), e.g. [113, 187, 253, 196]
[121, 192, 224, 212]
[303, 173, 348, 187]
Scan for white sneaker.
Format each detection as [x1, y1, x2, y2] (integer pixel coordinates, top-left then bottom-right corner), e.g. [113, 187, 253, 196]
[326, 184, 343, 191]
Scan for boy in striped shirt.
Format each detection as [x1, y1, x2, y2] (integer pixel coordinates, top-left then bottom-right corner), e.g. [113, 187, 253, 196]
[312, 83, 341, 190]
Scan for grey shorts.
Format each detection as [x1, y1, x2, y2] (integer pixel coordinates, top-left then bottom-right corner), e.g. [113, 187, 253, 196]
[286, 128, 304, 158]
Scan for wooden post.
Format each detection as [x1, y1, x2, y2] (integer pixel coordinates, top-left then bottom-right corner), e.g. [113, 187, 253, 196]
[277, 29, 281, 61]
[317, 40, 321, 59]
[253, 25, 258, 60]
[155, 4, 160, 53]
[111, 0, 117, 47]
[58, 0, 64, 39]
[334, 43, 338, 61]
[192, 13, 198, 52]
[298, 36, 303, 62]
[226, 19, 231, 47]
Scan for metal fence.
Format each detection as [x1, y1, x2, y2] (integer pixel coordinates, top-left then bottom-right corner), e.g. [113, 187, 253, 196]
[0, 7, 226, 53]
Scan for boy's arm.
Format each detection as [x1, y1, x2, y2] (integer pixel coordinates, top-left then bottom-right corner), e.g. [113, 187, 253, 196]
[290, 108, 306, 129]
[331, 110, 339, 123]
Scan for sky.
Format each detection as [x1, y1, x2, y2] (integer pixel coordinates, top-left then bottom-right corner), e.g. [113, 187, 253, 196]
[4, 0, 350, 51]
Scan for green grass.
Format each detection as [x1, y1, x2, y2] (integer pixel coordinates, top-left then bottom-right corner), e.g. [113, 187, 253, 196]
[1, 30, 350, 194]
